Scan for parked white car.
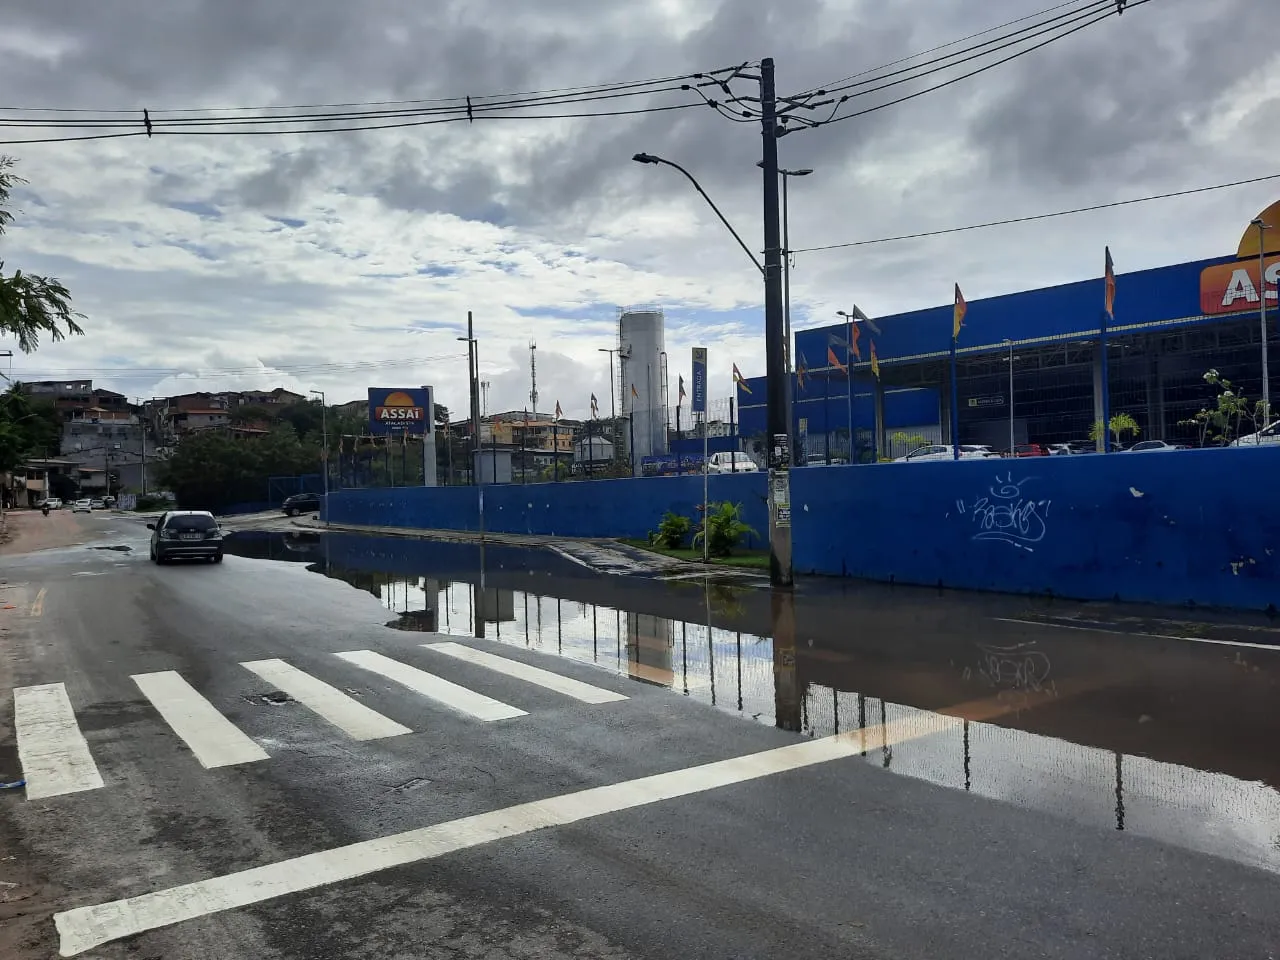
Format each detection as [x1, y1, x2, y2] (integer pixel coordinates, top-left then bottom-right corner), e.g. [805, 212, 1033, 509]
[1230, 422, 1280, 447]
[1123, 440, 1184, 453]
[706, 452, 759, 473]
[895, 444, 998, 463]
[72, 498, 93, 513]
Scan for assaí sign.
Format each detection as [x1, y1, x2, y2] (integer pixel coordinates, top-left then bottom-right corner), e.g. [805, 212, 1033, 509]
[367, 387, 432, 435]
[1200, 201, 1280, 315]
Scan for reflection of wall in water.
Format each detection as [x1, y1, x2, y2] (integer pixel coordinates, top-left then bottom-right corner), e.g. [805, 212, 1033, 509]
[626, 613, 673, 685]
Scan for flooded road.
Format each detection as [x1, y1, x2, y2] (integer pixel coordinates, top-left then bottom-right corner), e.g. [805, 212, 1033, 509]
[229, 529, 1280, 877]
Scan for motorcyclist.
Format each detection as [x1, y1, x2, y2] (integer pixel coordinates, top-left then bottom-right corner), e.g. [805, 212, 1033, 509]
[41, 501, 50, 517]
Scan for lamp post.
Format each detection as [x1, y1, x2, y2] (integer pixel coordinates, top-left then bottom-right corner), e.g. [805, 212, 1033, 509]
[1253, 218, 1271, 426]
[598, 346, 620, 466]
[310, 390, 328, 519]
[633, 139, 792, 586]
[457, 322, 480, 482]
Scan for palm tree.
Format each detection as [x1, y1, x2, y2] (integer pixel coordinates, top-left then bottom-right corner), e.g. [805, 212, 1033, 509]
[0, 157, 86, 352]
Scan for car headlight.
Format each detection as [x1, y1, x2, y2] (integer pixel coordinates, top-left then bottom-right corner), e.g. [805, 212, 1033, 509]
[159, 529, 175, 540]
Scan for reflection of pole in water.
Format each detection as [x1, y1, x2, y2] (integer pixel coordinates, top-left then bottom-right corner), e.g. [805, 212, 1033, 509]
[736, 632, 743, 712]
[705, 582, 716, 707]
[963, 720, 971, 791]
[880, 699, 891, 769]
[771, 587, 801, 732]
[523, 592, 529, 645]
[832, 687, 839, 735]
[1114, 752, 1125, 832]
[592, 605, 598, 662]
[536, 596, 543, 646]
[616, 609, 622, 669]
[681, 621, 688, 695]
[556, 598, 562, 654]
[625, 613, 674, 687]
[858, 694, 866, 757]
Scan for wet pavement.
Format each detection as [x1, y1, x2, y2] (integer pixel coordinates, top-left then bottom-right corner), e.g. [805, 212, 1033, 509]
[228, 528, 1280, 877]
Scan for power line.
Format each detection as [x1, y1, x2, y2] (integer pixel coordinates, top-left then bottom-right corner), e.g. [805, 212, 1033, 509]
[785, 2, 1132, 134]
[791, 171, 1280, 253]
[791, 0, 1106, 98]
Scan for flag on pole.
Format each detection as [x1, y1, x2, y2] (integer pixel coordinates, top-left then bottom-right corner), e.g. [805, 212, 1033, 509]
[630, 383, 639, 399]
[554, 400, 562, 420]
[590, 393, 599, 418]
[678, 376, 687, 404]
[849, 319, 862, 361]
[732, 363, 752, 394]
[1104, 246, 1116, 320]
[953, 284, 967, 340]
[796, 352, 809, 390]
[870, 341, 880, 379]
[827, 345, 848, 375]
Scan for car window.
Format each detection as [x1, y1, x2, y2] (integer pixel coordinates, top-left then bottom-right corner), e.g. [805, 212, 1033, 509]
[164, 514, 217, 532]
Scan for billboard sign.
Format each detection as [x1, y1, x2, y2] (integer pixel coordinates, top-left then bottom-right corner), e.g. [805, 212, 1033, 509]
[1200, 257, 1280, 315]
[691, 347, 707, 414]
[368, 387, 433, 436]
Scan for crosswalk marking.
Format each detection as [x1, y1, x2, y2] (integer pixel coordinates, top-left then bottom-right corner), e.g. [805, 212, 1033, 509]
[423, 642, 628, 704]
[13, 683, 104, 800]
[334, 650, 527, 722]
[241, 659, 412, 741]
[132, 671, 269, 768]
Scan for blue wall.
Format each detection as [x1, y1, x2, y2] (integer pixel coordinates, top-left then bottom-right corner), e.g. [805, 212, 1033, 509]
[325, 472, 769, 547]
[790, 447, 1280, 611]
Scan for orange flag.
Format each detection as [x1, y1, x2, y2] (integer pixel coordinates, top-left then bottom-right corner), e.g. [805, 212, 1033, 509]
[870, 341, 880, 379]
[827, 345, 847, 374]
[953, 284, 967, 340]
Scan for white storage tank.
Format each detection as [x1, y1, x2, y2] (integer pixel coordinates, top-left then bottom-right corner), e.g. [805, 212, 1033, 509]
[619, 308, 668, 475]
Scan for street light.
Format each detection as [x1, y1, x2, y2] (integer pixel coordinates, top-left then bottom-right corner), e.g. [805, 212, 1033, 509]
[632, 154, 764, 275]
[310, 389, 328, 518]
[1253, 218, 1271, 426]
[457, 331, 480, 482]
[1003, 341, 1017, 456]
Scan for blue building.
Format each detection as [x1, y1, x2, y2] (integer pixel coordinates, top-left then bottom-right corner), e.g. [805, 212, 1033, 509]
[738, 200, 1280, 463]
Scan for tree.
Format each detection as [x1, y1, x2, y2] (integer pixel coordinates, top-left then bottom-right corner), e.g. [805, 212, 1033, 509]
[1089, 413, 1141, 447]
[1179, 369, 1263, 447]
[0, 157, 86, 352]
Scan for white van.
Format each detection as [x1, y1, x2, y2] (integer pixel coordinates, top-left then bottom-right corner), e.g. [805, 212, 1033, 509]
[1230, 422, 1280, 447]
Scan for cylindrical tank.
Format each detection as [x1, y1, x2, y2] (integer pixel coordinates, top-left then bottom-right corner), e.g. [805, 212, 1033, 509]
[619, 309, 668, 474]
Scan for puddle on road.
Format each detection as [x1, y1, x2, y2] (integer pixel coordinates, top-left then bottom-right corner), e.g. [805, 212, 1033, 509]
[226, 530, 1280, 875]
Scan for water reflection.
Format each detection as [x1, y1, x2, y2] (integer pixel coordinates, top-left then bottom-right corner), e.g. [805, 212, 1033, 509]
[226, 531, 1280, 876]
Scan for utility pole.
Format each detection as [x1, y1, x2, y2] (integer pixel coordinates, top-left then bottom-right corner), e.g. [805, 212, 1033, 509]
[760, 57, 793, 587]
[529, 341, 539, 418]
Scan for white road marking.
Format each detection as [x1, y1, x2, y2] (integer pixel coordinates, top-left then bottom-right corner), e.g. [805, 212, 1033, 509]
[13, 683, 103, 800]
[423, 642, 628, 704]
[240, 659, 411, 741]
[132, 671, 269, 768]
[55, 730, 882, 956]
[335, 650, 526, 721]
[992, 617, 1280, 651]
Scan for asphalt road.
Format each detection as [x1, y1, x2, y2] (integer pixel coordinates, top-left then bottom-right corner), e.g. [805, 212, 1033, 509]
[2, 513, 1279, 959]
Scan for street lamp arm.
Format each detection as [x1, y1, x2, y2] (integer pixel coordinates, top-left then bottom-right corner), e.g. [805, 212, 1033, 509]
[633, 153, 764, 276]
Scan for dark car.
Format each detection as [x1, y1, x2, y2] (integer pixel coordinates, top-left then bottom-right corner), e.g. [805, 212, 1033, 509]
[148, 511, 224, 564]
[282, 492, 321, 517]
[1014, 443, 1048, 457]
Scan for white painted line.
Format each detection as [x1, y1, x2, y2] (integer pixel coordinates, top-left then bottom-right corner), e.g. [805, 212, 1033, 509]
[992, 617, 1280, 651]
[13, 683, 104, 800]
[55, 729, 890, 956]
[335, 650, 526, 721]
[132, 671, 269, 768]
[241, 659, 411, 741]
[423, 642, 628, 704]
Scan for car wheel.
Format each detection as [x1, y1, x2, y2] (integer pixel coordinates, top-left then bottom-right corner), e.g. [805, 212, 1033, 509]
[286, 507, 298, 517]
[213, 553, 223, 564]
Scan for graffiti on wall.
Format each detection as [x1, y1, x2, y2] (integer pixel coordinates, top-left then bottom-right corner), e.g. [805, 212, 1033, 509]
[955, 474, 1051, 552]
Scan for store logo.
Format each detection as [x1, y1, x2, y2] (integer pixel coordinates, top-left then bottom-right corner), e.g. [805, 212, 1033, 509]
[1200, 203, 1280, 315]
[374, 391, 425, 423]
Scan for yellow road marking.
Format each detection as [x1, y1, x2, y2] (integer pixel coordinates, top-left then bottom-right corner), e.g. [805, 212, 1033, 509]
[29, 586, 46, 618]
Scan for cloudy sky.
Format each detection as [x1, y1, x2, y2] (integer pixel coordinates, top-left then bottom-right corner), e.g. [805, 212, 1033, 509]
[0, 0, 1276, 418]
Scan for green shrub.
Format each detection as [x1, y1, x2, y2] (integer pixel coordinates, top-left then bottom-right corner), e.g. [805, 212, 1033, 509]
[693, 501, 758, 558]
[654, 511, 691, 549]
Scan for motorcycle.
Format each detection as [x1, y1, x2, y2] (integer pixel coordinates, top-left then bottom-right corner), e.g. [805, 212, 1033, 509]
[41, 503, 50, 517]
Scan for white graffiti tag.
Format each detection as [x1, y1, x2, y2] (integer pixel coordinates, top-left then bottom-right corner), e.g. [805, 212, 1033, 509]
[955, 474, 1050, 551]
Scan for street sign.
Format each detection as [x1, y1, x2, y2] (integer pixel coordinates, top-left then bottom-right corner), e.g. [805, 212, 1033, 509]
[691, 348, 707, 414]
[968, 395, 1006, 408]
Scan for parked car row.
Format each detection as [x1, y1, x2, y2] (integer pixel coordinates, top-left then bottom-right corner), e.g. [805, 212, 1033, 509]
[894, 438, 1196, 462]
[38, 496, 114, 510]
